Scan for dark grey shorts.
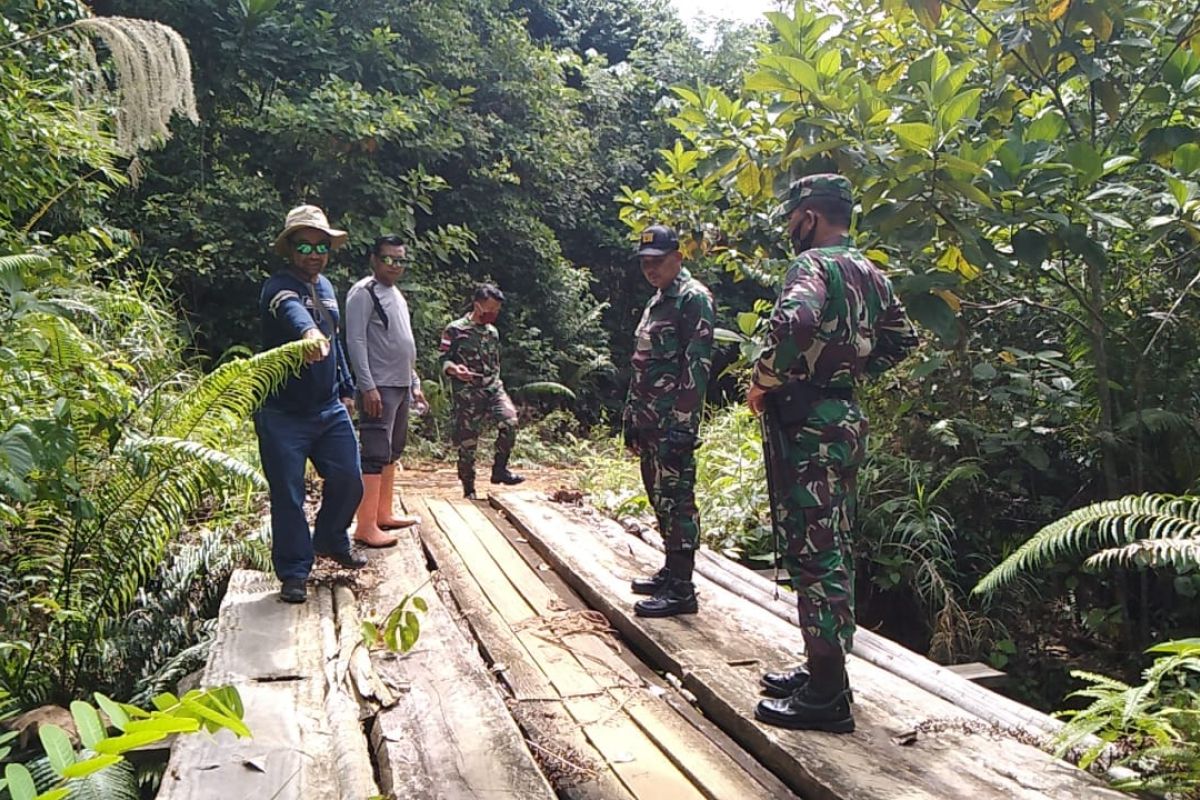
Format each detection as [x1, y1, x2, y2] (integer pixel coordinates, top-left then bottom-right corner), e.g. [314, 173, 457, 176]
[357, 386, 411, 473]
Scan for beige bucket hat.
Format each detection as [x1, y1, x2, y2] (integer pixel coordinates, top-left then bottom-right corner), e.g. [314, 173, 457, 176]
[272, 204, 348, 256]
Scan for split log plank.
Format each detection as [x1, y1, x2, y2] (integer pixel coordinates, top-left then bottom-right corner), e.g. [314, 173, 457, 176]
[366, 527, 555, 800]
[317, 588, 380, 799]
[494, 491, 1128, 800]
[471, 501, 801, 800]
[416, 500, 635, 800]
[156, 571, 338, 800]
[425, 499, 707, 800]
[446, 499, 785, 800]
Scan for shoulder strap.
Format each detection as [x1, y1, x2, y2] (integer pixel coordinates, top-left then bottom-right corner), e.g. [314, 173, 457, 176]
[366, 279, 390, 331]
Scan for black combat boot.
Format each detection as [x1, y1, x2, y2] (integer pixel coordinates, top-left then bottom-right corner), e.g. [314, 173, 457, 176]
[462, 476, 476, 499]
[634, 551, 698, 617]
[755, 653, 855, 733]
[760, 665, 854, 702]
[630, 564, 670, 596]
[490, 452, 525, 485]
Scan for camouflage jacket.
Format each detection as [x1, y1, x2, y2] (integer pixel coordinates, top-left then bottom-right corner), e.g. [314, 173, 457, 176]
[439, 315, 504, 394]
[624, 267, 716, 434]
[752, 236, 917, 392]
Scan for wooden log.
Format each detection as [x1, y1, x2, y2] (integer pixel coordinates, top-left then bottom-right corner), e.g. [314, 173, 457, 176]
[423, 499, 708, 800]
[619, 510, 1073, 741]
[366, 527, 555, 800]
[316, 587, 380, 800]
[492, 492, 1129, 800]
[157, 571, 339, 799]
[416, 501, 635, 800]
[470, 501, 801, 800]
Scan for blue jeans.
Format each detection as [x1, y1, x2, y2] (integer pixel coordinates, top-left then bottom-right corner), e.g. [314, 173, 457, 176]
[254, 400, 363, 580]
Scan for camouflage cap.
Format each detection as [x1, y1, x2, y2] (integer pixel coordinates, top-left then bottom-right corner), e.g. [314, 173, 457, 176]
[773, 173, 854, 220]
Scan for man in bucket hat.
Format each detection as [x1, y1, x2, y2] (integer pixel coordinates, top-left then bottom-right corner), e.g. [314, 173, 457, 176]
[749, 174, 917, 732]
[255, 204, 367, 604]
[622, 224, 715, 618]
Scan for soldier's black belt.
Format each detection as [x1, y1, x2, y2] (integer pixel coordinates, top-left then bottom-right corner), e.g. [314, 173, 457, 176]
[767, 382, 854, 428]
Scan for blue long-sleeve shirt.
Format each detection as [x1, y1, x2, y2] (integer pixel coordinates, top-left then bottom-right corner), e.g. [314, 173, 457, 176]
[259, 271, 355, 413]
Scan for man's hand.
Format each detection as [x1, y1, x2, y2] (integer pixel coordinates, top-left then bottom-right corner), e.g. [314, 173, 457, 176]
[412, 386, 430, 416]
[446, 363, 476, 382]
[302, 327, 331, 364]
[341, 396, 356, 416]
[362, 388, 383, 419]
[747, 383, 768, 416]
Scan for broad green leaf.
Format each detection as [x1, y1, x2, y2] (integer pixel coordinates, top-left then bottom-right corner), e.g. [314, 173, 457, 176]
[973, 363, 998, 381]
[1012, 229, 1049, 267]
[151, 692, 179, 713]
[39, 724, 76, 775]
[933, 61, 975, 105]
[71, 701, 105, 749]
[124, 716, 201, 734]
[743, 71, 792, 94]
[737, 311, 759, 337]
[905, 292, 959, 344]
[361, 620, 379, 647]
[938, 88, 983, 131]
[910, 354, 946, 378]
[890, 122, 936, 149]
[5, 764, 36, 800]
[1065, 142, 1103, 186]
[60, 754, 122, 779]
[1174, 143, 1200, 176]
[93, 693, 129, 732]
[759, 55, 820, 93]
[1027, 112, 1066, 142]
[182, 696, 251, 738]
[816, 50, 841, 77]
[411, 597, 428, 613]
[93, 730, 165, 754]
[1167, 176, 1192, 208]
[943, 178, 995, 208]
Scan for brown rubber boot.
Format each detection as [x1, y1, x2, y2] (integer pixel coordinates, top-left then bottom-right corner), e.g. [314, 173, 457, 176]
[377, 463, 419, 529]
[353, 474, 398, 548]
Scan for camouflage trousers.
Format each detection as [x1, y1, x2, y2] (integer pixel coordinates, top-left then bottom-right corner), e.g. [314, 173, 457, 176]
[451, 385, 518, 482]
[637, 430, 700, 553]
[763, 399, 867, 660]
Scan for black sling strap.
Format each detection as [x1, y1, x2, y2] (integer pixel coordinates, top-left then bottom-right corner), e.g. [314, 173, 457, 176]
[366, 279, 390, 331]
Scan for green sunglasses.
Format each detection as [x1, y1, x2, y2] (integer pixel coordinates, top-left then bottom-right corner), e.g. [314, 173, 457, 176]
[293, 241, 331, 255]
[377, 255, 409, 267]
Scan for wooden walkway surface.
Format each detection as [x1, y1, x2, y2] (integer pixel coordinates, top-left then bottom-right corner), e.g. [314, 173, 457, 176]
[159, 482, 1126, 799]
[492, 489, 1128, 800]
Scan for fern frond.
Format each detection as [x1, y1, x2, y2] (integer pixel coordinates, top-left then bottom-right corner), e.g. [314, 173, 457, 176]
[160, 340, 310, 444]
[1116, 408, 1200, 439]
[0, 253, 52, 280]
[1086, 539, 1200, 571]
[974, 494, 1200, 596]
[127, 436, 266, 490]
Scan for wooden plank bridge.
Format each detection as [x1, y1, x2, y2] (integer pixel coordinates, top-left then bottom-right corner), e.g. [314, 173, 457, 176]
[157, 478, 1125, 799]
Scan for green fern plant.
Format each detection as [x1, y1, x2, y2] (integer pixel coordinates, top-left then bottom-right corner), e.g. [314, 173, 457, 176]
[974, 494, 1200, 597]
[1053, 638, 1200, 795]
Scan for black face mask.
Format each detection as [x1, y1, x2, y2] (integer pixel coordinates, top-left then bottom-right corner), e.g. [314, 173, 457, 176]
[791, 220, 816, 254]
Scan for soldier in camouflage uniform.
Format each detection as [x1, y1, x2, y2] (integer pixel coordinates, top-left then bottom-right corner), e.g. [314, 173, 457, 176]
[439, 284, 525, 498]
[748, 175, 917, 733]
[623, 225, 716, 618]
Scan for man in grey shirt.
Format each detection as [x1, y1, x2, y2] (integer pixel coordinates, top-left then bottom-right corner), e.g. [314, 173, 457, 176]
[345, 234, 428, 546]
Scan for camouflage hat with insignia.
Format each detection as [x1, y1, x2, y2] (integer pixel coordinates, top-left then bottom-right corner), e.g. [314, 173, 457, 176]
[772, 173, 854, 220]
[634, 224, 680, 257]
